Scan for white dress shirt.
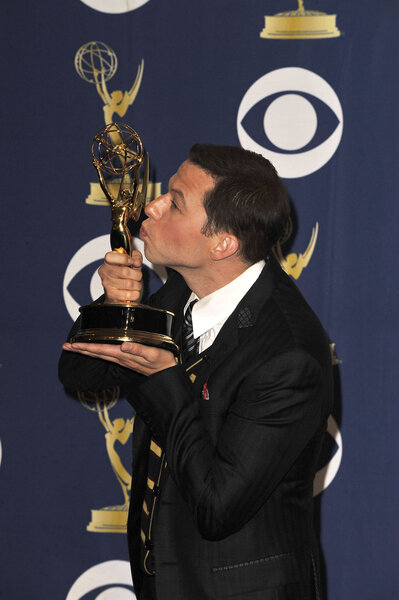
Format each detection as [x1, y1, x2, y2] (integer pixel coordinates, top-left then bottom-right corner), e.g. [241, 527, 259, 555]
[183, 260, 265, 354]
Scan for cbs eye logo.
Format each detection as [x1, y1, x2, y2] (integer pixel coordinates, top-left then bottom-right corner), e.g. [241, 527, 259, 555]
[79, 0, 149, 13]
[237, 67, 343, 179]
[66, 560, 135, 600]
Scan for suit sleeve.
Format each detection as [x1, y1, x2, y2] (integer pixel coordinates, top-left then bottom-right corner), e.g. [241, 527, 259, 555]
[131, 348, 325, 541]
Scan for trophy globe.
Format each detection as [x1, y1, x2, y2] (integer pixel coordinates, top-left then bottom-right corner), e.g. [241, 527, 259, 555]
[75, 41, 118, 85]
[92, 122, 146, 253]
[93, 122, 144, 178]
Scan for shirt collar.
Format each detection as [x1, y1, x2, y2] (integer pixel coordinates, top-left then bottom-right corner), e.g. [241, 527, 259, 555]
[185, 260, 265, 339]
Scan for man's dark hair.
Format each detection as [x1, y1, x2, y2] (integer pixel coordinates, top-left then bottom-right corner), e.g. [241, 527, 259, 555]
[188, 144, 290, 264]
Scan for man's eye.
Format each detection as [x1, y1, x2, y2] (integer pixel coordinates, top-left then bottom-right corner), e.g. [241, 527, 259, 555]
[171, 200, 180, 210]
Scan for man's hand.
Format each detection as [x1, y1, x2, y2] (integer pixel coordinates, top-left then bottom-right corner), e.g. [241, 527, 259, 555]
[99, 249, 143, 304]
[62, 341, 177, 376]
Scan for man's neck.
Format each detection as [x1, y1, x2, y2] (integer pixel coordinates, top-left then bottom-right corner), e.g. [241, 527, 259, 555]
[177, 259, 252, 299]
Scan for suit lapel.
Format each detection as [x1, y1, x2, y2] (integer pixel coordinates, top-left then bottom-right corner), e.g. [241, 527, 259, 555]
[154, 269, 191, 348]
[198, 257, 279, 374]
[158, 257, 281, 375]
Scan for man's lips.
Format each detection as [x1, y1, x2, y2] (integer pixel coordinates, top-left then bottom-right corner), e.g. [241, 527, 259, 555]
[139, 224, 148, 239]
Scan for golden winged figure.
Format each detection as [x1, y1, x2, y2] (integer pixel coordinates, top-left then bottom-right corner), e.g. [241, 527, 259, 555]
[95, 59, 144, 125]
[273, 222, 319, 280]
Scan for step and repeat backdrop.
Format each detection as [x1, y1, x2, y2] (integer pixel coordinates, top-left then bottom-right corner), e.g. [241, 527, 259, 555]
[1, 1, 398, 598]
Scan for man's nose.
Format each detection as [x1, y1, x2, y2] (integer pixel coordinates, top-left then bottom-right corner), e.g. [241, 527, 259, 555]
[144, 195, 168, 219]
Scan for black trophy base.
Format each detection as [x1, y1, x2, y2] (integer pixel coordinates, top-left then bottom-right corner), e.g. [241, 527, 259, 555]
[70, 303, 179, 354]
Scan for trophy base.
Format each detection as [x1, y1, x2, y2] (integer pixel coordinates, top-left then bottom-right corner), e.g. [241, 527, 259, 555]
[87, 504, 128, 533]
[71, 303, 179, 354]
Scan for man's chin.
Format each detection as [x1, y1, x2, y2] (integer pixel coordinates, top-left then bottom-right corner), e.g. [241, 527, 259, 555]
[141, 240, 152, 261]
[143, 247, 165, 268]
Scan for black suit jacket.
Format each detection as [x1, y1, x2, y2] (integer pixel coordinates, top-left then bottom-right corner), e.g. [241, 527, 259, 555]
[59, 257, 333, 600]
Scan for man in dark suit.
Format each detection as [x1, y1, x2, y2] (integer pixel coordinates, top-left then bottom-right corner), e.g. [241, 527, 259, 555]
[60, 144, 332, 600]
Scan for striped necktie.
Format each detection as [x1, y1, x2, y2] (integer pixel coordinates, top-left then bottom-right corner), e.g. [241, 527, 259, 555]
[182, 299, 199, 361]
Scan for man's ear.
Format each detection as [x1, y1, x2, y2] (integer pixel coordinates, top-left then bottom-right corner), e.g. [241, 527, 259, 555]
[210, 233, 239, 261]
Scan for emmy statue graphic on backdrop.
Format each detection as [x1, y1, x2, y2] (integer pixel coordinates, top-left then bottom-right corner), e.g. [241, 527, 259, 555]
[74, 41, 161, 205]
[78, 389, 134, 533]
[260, 0, 341, 39]
[273, 219, 319, 280]
[74, 40, 144, 126]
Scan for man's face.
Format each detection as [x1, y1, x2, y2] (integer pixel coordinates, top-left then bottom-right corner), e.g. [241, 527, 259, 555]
[139, 160, 216, 272]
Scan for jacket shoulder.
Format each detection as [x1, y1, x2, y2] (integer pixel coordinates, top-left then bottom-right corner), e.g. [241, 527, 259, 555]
[261, 261, 331, 370]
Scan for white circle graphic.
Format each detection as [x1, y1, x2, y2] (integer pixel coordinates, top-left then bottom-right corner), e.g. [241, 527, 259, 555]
[237, 67, 343, 178]
[96, 588, 135, 599]
[313, 415, 343, 496]
[264, 94, 317, 151]
[79, 0, 149, 13]
[66, 560, 135, 600]
[63, 234, 167, 322]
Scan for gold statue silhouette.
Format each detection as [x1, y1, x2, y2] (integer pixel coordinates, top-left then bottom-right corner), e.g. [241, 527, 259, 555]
[78, 388, 135, 533]
[75, 41, 144, 126]
[273, 222, 319, 280]
[95, 59, 144, 125]
[98, 403, 135, 507]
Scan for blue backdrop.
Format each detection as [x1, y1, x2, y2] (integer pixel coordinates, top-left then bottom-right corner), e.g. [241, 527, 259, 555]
[1, 1, 398, 598]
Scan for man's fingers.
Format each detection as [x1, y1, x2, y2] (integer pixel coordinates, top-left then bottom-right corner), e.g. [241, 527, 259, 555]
[106, 288, 141, 303]
[99, 270, 142, 290]
[130, 249, 143, 268]
[62, 341, 176, 375]
[120, 342, 176, 367]
[62, 343, 121, 364]
[100, 262, 142, 280]
[104, 250, 131, 265]
[120, 341, 150, 359]
[103, 249, 143, 266]
[66, 342, 118, 356]
[99, 250, 143, 304]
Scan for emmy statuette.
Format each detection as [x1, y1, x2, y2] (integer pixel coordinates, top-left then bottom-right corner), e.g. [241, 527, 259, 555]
[78, 389, 133, 534]
[71, 122, 178, 353]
